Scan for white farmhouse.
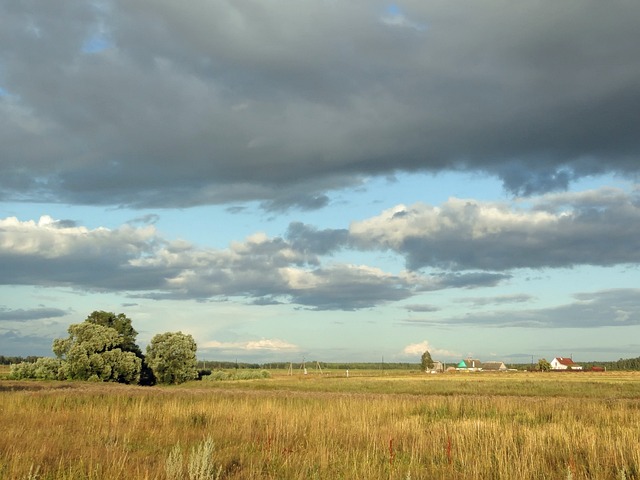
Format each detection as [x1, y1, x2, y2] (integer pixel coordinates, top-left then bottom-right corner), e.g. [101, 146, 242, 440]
[550, 357, 583, 371]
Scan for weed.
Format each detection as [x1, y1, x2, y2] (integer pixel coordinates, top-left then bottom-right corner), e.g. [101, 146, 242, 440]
[187, 437, 221, 480]
[165, 443, 183, 480]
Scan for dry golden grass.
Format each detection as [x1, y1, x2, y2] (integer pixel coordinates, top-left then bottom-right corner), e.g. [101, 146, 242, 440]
[1, 371, 639, 479]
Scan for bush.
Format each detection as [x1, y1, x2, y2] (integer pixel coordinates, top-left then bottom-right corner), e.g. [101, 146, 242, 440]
[9, 358, 65, 380]
[165, 438, 221, 480]
[203, 370, 270, 381]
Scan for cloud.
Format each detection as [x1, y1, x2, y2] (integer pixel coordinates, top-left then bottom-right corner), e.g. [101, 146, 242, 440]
[4, 181, 637, 310]
[0, 307, 69, 322]
[349, 187, 640, 270]
[404, 304, 440, 313]
[456, 294, 535, 307]
[285, 264, 417, 311]
[401, 340, 459, 359]
[0, 330, 61, 356]
[2, 184, 639, 312]
[380, 4, 427, 32]
[286, 222, 348, 256]
[1, 1, 639, 208]
[403, 289, 640, 329]
[0, 215, 163, 291]
[0, 215, 433, 310]
[202, 338, 299, 352]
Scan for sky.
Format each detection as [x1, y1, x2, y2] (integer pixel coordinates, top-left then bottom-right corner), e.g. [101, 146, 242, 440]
[2, 0, 640, 364]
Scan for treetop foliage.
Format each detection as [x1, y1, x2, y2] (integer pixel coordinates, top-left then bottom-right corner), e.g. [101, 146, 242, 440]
[52, 321, 141, 384]
[85, 310, 142, 356]
[146, 331, 198, 384]
[421, 350, 434, 371]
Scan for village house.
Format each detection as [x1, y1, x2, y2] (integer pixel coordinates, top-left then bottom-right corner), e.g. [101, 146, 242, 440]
[550, 357, 583, 371]
[427, 360, 445, 373]
[482, 361, 508, 372]
[456, 358, 482, 372]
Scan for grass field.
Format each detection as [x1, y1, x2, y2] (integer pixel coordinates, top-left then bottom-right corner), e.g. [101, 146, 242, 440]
[1, 370, 639, 479]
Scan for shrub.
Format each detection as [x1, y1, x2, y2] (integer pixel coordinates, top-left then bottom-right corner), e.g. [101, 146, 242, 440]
[165, 444, 184, 480]
[188, 437, 220, 480]
[203, 370, 270, 381]
[9, 358, 65, 380]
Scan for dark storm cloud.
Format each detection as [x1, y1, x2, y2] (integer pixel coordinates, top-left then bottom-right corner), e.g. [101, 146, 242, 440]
[403, 289, 640, 329]
[1, 1, 639, 208]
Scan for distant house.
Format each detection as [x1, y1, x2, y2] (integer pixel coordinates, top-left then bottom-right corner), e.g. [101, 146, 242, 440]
[427, 361, 445, 373]
[456, 358, 482, 372]
[550, 357, 583, 371]
[483, 361, 507, 372]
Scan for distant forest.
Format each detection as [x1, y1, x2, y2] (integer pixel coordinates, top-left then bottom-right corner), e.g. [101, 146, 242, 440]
[3, 355, 640, 371]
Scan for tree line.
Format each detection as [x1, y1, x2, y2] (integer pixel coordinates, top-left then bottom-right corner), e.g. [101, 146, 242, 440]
[8, 311, 199, 385]
[0, 355, 42, 365]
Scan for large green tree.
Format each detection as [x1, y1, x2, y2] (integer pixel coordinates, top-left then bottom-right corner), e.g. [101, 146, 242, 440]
[146, 332, 198, 384]
[85, 311, 142, 356]
[53, 321, 142, 383]
[421, 350, 435, 372]
[85, 311, 155, 384]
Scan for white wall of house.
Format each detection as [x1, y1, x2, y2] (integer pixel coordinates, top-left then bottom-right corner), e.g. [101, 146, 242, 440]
[550, 358, 568, 370]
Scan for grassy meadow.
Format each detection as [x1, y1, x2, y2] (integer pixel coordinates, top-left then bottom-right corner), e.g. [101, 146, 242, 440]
[1, 370, 639, 479]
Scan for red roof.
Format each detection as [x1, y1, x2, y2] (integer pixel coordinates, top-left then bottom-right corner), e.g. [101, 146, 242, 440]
[554, 357, 576, 366]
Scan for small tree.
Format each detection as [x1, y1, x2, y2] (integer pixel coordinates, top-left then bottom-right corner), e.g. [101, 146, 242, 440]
[537, 358, 551, 372]
[421, 350, 435, 372]
[146, 332, 198, 384]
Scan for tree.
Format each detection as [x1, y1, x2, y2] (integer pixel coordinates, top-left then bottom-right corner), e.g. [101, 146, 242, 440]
[85, 311, 142, 356]
[537, 358, 551, 372]
[421, 350, 434, 372]
[85, 310, 155, 385]
[53, 321, 141, 383]
[146, 332, 198, 384]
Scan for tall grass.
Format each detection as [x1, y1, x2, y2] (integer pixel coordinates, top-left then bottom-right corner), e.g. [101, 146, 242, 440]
[0, 372, 639, 479]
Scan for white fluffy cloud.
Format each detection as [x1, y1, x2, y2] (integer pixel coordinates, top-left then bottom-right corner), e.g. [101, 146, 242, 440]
[402, 340, 459, 359]
[202, 339, 299, 352]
